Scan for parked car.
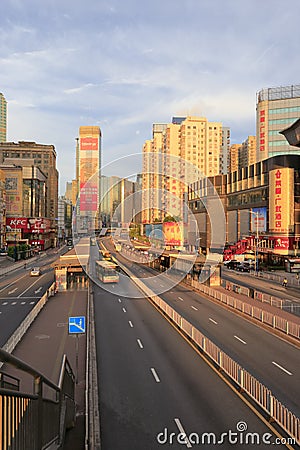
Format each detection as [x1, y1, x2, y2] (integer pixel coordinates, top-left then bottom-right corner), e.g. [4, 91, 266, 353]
[223, 260, 239, 270]
[0, 248, 8, 256]
[30, 267, 41, 276]
[236, 262, 251, 272]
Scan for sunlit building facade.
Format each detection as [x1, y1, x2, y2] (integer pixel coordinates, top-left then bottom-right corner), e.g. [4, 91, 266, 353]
[256, 84, 300, 162]
[142, 116, 229, 224]
[188, 154, 300, 263]
[0, 93, 7, 143]
[75, 126, 101, 233]
[0, 141, 58, 229]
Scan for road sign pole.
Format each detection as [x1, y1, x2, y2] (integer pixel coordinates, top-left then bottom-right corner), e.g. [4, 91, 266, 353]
[76, 334, 79, 384]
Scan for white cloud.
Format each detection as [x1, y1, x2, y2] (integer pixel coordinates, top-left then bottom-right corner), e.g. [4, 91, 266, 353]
[1, 0, 300, 193]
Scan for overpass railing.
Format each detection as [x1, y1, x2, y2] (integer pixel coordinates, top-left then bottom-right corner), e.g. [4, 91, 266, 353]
[0, 348, 75, 450]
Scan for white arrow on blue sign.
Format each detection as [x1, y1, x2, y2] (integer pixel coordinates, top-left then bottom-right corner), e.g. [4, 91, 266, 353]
[68, 316, 86, 334]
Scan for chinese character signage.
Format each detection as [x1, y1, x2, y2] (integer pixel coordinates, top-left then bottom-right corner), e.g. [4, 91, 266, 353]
[269, 168, 294, 233]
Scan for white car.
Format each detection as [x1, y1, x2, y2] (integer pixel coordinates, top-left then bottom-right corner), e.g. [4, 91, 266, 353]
[30, 267, 41, 276]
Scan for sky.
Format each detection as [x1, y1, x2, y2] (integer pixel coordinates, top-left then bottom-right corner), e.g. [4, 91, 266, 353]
[1, 0, 300, 193]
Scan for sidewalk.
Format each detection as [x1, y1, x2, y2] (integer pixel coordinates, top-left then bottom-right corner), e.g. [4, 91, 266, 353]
[2, 288, 87, 449]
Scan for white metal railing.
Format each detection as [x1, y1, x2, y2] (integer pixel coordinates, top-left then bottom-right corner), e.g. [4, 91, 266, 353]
[193, 280, 300, 340]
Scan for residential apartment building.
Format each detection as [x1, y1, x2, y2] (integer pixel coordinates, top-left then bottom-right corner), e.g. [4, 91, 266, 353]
[142, 116, 229, 224]
[0, 93, 7, 143]
[229, 136, 256, 171]
[256, 84, 300, 162]
[229, 144, 241, 173]
[0, 141, 59, 227]
[100, 175, 135, 227]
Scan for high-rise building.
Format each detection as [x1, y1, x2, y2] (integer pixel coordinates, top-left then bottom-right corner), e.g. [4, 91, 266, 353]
[0, 93, 7, 143]
[142, 116, 229, 224]
[229, 144, 241, 172]
[75, 126, 101, 233]
[256, 84, 300, 162]
[0, 141, 58, 227]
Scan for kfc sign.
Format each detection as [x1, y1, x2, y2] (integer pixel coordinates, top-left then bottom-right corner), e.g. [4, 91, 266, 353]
[28, 218, 51, 233]
[6, 218, 28, 230]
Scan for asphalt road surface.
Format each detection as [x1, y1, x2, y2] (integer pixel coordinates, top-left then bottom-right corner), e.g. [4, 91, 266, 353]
[93, 274, 292, 449]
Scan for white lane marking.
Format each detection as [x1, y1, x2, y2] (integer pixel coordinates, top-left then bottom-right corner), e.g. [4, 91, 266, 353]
[34, 287, 42, 294]
[178, 296, 184, 301]
[2, 302, 8, 305]
[272, 361, 292, 376]
[234, 335, 247, 345]
[11, 302, 17, 305]
[137, 339, 144, 349]
[174, 418, 192, 448]
[118, 298, 122, 303]
[122, 307, 127, 313]
[150, 368, 160, 383]
[18, 277, 43, 298]
[128, 321, 133, 328]
[29, 301, 35, 304]
[8, 288, 18, 295]
[0, 281, 16, 293]
[191, 306, 198, 311]
[209, 318, 218, 325]
[21, 302, 26, 305]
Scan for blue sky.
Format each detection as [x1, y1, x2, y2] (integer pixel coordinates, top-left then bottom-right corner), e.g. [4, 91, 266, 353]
[1, 0, 299, 193]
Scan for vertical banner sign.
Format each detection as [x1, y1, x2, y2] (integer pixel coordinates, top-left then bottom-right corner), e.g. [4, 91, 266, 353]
[79, 137, 99, 213]
[269, 168, 294, 233]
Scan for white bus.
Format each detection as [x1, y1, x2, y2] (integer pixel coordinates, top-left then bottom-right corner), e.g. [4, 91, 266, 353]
[95, 260, 119, 283]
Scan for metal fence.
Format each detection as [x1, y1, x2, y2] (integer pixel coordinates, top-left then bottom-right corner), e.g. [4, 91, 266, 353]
[0, 349, 75, 450]
[193, 280, 300, 340]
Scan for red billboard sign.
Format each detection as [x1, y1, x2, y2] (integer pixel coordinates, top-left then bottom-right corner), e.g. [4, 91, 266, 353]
[6, 218, 28, 230]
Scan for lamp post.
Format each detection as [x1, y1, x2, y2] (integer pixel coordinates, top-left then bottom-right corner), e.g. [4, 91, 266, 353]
[249, 211, 259, 275]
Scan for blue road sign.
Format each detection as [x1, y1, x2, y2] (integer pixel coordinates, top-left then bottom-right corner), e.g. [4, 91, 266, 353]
[68, 316, 86, 334]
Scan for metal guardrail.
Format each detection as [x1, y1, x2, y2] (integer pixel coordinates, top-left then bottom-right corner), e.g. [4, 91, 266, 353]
[85, 283, 101, 450]
[116, 266, 300, 446]
[194, 280, 300, 340]
[222, 279, 300, 318]
[0, 349, 75, 450]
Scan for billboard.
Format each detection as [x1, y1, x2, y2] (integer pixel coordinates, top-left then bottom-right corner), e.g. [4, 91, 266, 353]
[5, 172, 23, 215]
[251, 207, 267, 233]
[269, 168, 294, 233]
[163, 222, 184, 246]
[79, 136, 99, 214]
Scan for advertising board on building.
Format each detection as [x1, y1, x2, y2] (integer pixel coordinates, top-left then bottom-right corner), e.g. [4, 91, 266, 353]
[252, 207, 267, 233]
[269, 168, 294, 234]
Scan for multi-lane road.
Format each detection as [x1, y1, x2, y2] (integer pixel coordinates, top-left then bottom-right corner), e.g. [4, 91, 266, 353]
[100, 240, 300, 414]
[0, 256, 55, 346]
[92, 239, 299, 449]
[93, 275, 291, 449]
[1, 241, 298, 448]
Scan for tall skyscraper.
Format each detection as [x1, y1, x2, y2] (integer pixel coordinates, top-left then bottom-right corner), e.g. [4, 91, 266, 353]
[0, 93, 7, 143]
[256, 84, 300, 162]
[142, 116, 229, 224]
[76, 126, 101, 232]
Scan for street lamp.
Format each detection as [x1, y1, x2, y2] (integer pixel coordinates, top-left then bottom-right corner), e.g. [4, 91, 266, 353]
[249, 211, 259, 275]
